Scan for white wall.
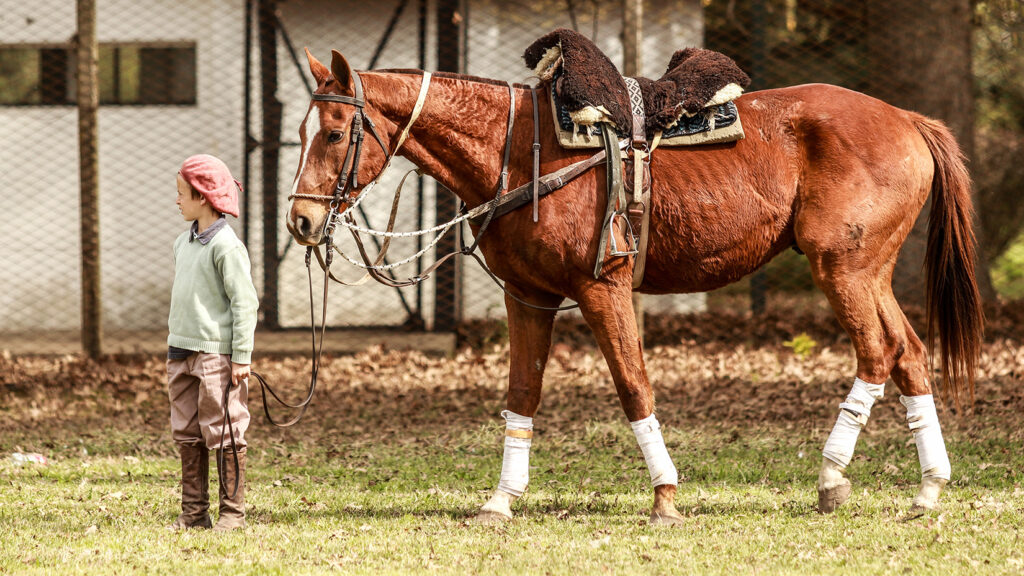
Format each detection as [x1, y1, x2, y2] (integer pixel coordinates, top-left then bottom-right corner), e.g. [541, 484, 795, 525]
[0, 0, 245, 331]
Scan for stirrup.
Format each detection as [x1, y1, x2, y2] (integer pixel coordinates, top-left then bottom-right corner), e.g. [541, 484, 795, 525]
[607, 212, 638, 258]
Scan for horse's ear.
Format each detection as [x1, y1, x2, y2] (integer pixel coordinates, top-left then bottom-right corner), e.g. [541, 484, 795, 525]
[305, 47, 330, 85]
[330, 49, 355, 94]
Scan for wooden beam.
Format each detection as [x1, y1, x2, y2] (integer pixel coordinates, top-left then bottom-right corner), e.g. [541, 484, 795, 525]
[433, 0, 463, 332]
[76, 0, 102, 359]
[259, 0, 283, 328]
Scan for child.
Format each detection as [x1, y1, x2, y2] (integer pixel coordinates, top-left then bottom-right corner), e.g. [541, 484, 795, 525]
[167, 154, 258, 532]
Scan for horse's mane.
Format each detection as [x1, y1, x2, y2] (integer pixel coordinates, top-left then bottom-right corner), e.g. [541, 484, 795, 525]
[374, 68, 534, 90]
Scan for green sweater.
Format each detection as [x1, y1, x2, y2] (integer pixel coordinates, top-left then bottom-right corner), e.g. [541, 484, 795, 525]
[167, 224, 258, 364]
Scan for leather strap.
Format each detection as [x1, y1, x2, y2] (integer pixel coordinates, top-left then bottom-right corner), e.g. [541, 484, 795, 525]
[630, 179, 652, 289]
[624, 76, 652, 289]
[593, 123, 625, 279]
[466, 138, 627, 226]
[531, 88, 541, 222]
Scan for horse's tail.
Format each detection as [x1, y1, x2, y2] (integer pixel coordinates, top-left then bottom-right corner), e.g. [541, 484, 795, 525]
[913, 115, 984, 408]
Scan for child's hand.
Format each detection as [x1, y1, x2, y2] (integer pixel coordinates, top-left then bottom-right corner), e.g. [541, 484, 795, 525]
[230, 362, 250, 386]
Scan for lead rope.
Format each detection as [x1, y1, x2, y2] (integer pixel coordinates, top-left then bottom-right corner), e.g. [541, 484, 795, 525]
[217, 242, 334, 499]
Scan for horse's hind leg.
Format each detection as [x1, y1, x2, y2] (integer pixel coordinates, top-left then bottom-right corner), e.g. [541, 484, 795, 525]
[809, 251, 951, 514]
[476, 289, 560, 524]
[576, 281, 683, 526]
[886, 297, 951, 516]
[804, 249, 906, 512]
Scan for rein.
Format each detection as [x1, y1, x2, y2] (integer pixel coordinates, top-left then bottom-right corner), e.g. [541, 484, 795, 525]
[223, 71, 436, 457]
[293, 71, 629, 312]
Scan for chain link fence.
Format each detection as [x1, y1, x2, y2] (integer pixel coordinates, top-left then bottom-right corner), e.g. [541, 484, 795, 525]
[1, 0, 1021, 355]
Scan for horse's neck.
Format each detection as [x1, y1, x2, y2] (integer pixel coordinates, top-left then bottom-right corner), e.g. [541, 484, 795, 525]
[368, 73, 520, 207]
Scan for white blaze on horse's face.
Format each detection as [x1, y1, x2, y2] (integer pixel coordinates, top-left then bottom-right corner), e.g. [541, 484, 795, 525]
[286, 101, 333, 245]
[291, 102, 322, 199]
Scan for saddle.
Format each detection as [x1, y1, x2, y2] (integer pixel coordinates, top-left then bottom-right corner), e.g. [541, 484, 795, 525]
[524, 28, 750, 149]
[522, 29, 750, 285]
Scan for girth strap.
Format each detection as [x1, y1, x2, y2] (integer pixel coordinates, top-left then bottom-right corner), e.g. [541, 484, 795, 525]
[592, 75, 654, 281]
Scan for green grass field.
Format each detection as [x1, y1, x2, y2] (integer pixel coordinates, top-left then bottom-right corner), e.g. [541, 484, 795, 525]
[2, 337, 1023, 574]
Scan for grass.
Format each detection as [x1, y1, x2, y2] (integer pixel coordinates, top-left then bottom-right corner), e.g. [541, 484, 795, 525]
[2, 337, 1023, 574]
[993, 236, 1024, 300]
[2, 422, 1023, 575]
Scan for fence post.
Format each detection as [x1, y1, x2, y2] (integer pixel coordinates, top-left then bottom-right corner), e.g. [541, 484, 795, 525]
[433, 0, 463, 332]
[76, 0, 102, 359]
[259, 0, 282, 329]
[623, 0, 644, 346]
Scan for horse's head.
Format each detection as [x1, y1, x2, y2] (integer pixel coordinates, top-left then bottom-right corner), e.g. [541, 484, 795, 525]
[286, 49, 392, 246]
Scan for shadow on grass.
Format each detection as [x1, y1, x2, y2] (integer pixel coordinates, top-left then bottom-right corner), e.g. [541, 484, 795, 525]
[251, 504, 479, 525]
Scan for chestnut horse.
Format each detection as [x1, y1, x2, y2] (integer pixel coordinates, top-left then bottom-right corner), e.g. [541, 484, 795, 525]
[286, 50, 982, 524]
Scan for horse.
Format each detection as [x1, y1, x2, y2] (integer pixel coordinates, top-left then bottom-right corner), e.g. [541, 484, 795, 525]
[285, 47, 982, 524]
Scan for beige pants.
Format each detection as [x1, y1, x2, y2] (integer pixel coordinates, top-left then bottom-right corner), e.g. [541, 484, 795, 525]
[167, 353, 249, 450]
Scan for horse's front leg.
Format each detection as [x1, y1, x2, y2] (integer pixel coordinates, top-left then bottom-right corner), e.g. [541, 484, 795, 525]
[576, 280, 683, 526]
[476, 289, 561, 524]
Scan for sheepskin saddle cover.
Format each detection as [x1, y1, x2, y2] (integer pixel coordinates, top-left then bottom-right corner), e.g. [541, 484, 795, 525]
[523, 28, 751, 147]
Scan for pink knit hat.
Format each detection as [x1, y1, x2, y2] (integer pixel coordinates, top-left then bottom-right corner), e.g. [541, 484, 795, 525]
[179, 154, 242, 217]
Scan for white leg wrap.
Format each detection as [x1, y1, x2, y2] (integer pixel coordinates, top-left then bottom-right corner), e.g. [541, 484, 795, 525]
[822, 378, 885, 467]
[497, 410, 533, 497]
[900, 394, 951, 480]
[630, 414, 678, 487]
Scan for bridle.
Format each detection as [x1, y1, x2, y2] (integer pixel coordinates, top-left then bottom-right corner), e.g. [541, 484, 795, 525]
[287, 70, 433, 248]
[286, 69, 535, 294]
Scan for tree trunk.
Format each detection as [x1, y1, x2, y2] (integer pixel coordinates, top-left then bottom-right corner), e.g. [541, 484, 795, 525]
[77, 0, 102, 359]
[865, 0, 995, 309]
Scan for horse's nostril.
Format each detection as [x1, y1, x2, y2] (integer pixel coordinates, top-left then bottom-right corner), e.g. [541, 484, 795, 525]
[297, 215, 313, 238]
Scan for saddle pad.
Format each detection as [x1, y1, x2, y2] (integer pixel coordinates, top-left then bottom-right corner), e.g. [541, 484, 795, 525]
[550, 78, 745, 149]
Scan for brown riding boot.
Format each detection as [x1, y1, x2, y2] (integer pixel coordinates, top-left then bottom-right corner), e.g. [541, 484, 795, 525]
[169, 443, 212, 530]
[214, 448, 246, 531]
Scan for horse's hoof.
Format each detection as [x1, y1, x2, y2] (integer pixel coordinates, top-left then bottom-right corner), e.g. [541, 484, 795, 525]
[473, 510, 512, 525]
[900, 505, 929, 522]
[649, 510, 684, 526]
[817, 480, 852, 513]
[911, 477, 947, 512]
[475, 490, 516, 525]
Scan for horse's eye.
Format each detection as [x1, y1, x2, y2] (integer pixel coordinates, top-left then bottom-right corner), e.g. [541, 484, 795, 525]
[327, 131, 344, 144]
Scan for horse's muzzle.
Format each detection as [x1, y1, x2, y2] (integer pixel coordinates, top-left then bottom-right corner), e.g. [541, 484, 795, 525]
[286, 213, 324, 246]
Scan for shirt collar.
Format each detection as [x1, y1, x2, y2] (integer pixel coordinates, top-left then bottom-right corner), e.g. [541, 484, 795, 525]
[189, 216, 227, 245]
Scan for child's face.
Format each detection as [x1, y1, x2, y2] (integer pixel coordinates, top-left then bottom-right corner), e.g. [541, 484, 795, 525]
[176, 173, 206, 221]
